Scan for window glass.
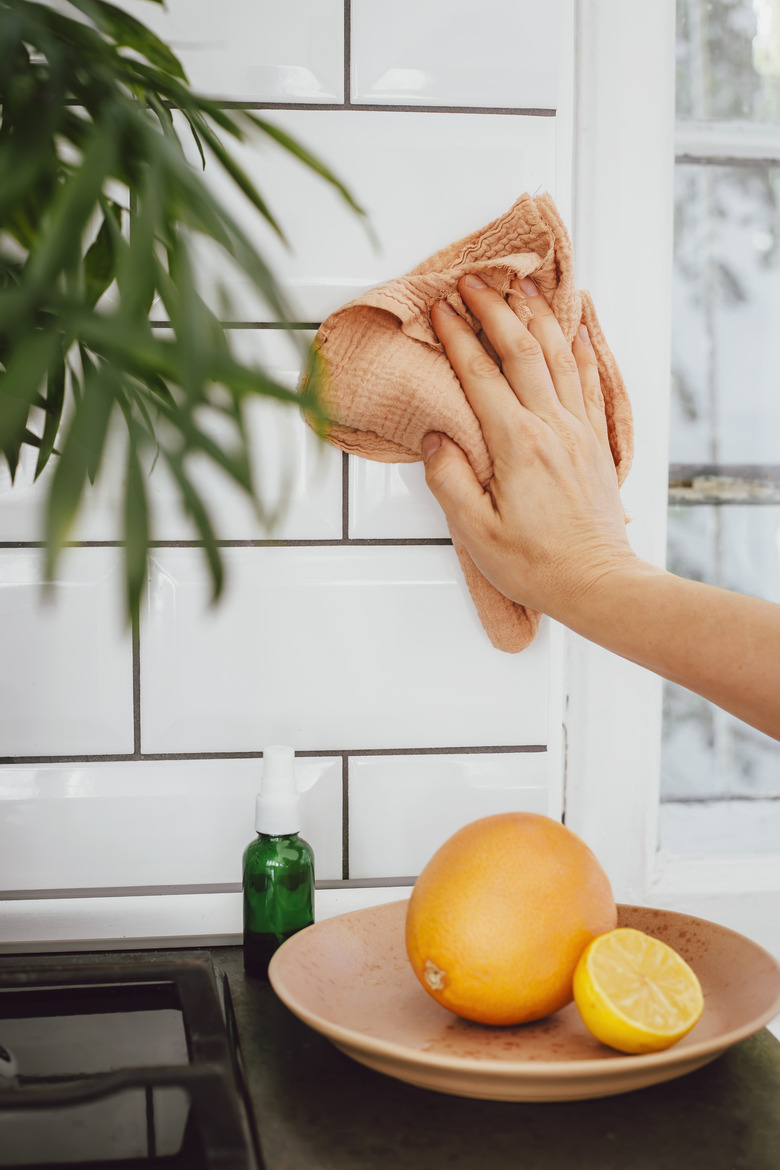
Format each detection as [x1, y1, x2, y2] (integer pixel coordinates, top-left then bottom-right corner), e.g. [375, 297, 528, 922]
[677, 0, 780, 123]
[662, 506, 780, 802]
[671, 163, 780, 465]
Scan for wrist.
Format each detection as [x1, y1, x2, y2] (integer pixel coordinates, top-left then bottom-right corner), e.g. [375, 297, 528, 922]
[549, 552, 663, 636]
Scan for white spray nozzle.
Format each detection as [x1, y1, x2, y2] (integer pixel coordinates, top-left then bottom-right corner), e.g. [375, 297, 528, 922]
[255, 745, 301, 836]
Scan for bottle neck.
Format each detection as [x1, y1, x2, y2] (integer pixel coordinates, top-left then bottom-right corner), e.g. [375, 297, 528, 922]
[257, 831, 299, 841]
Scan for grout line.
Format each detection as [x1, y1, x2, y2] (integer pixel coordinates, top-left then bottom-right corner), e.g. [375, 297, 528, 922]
[660, 794, 780, 804]
[0, 877, 417, 901]
[0, 745, 547, 766]
[132, 613, 141, 757]
[213, 101, 556, 117]
[342, 752, 349, 881]
[150, 321, 321, 330]
[343, 0, 351, 106]
[0, 539, 453, 549]
[343, 451, 353, 538]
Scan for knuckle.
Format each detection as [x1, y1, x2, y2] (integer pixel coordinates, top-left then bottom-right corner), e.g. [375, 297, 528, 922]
[464, 350, 502, 381]
[504, 331, 542, 364]
[546, 347, 579, 379]
[582, 371, 606, 408]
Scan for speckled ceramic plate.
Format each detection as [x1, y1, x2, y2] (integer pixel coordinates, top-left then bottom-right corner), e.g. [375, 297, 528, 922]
[268, 900, 780, 1101]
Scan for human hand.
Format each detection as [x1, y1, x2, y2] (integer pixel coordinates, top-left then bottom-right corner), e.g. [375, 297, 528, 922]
[422, 273, 637, 624]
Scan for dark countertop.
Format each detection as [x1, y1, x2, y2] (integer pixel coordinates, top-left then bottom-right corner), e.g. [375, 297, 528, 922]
[213, 946, 780, 1170]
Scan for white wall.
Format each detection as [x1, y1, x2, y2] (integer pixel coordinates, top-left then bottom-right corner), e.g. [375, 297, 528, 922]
[0, 0, 570, 948]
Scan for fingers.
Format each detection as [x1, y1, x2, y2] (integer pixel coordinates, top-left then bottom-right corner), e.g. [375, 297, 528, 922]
[456, 274, 564, 421]
[421, 432, 496, 539]
[430, 276, 614, 470]
[430, 299, 528, 458]
[508, 277, 589, 422]
[572, 323, 612, 460]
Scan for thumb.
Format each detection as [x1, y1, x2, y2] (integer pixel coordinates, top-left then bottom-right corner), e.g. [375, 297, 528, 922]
[421, 432, 486, 526]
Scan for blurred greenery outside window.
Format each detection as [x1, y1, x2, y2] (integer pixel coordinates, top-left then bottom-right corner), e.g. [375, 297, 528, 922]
[662, 0, 780, 852]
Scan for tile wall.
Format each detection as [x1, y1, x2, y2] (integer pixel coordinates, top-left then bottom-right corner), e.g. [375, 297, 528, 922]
[0, 0, 568, 946]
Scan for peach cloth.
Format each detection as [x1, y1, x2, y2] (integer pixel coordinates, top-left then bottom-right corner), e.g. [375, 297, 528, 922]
[304, 192, 633, 652]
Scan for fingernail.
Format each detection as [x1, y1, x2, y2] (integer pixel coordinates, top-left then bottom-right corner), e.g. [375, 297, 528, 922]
[519, 276, 538, 296]
[421, 433, 442, 462]
[463, 273, 486, 289]
[435, 299, 457, 314]
[578, 323, 591, 344]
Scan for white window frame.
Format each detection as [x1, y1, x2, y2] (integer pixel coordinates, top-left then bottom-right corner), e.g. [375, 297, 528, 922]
[564, 0, 780, 960]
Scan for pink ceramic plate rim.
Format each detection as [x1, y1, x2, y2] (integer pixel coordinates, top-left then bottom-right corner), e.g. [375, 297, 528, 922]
[269, 902, 780, 1079]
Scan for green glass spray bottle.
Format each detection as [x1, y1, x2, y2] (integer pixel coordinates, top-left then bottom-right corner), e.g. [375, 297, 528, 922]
[242, 745, 315, 976]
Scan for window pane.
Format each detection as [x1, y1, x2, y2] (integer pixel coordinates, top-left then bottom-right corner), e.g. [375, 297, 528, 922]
[671, 162, 780, 464]
[677, 0, 780, 123]
[662, 505, 780, 804]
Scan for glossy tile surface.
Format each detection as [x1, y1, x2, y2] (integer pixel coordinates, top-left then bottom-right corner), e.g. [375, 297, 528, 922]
[0, 757, 342, 890]
[352, 0, 561, 109]
[140, 547, 549, 752]
[182, 109, 557, 321]
[348, 752, 550, 879]
[116, 0, 344, 101]
[0, 550, 133, 756]
[349, 458, 449, 538]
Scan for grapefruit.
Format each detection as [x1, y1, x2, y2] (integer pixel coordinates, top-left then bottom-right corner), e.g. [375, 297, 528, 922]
[405, 812, 617, 1026]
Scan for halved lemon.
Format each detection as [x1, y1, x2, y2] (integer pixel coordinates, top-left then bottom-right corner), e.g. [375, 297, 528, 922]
[573, 927, 704, 1054]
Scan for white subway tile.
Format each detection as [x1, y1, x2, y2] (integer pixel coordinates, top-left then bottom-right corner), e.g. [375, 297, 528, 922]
[0, 757, 342, 891]
[115, 0, 344, 101]
[180, 109, 557, 321]
[349, 457, 449, 538]
[140, 546, 549, 752]
[0, 550, 133, 756]
[352, 0, 561, 109]
[348, 752, 550, 879]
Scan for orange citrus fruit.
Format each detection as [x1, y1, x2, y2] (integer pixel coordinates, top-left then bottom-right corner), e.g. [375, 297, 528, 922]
[405, 812, 617, 1026]
[573, 927, 704, 1053]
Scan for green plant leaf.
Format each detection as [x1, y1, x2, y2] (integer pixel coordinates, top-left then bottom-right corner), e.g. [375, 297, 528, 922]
[162, 447, 224, 602]
[83, 201, 121, 308]
[44, 360, 115, 574]
[123, 432, 150, 622]
[35, 352, 66, 479]
[66, 0, 186, 81]
[184, 111, 288, 244]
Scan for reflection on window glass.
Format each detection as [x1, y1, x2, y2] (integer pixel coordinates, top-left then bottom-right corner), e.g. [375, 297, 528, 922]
[662, 506, 780, 800]
[671, 163, 780, 464]
[677, 0, 780, 122]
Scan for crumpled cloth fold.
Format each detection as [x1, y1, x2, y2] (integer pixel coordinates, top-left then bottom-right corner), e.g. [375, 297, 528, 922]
[303, 192, 633, 652]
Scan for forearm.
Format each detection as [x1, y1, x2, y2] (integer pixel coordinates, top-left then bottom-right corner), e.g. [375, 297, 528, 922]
[561, 560, 780, 740]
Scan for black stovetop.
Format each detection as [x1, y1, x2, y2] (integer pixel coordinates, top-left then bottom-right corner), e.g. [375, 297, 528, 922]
[0, 950, 260, 1170]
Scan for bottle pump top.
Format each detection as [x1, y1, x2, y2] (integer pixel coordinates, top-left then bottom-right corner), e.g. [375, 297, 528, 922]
[255, 745, 301, 836]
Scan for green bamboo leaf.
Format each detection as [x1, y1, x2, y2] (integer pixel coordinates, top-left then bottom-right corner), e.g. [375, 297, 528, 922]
[44, 358, 115, 567]
[185, 112, 288, 244]
[35, 352, 66, 479]
[83, 204, 119, 308]
[162, 447, 224, 602]
[179, 110, 207, 172]
[66, 0, 186, 81]
[123, 434, 150, 621]
[23, 120, 116, 296]
[0, 330, 59, 454]
[118, 162, 162, 318]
